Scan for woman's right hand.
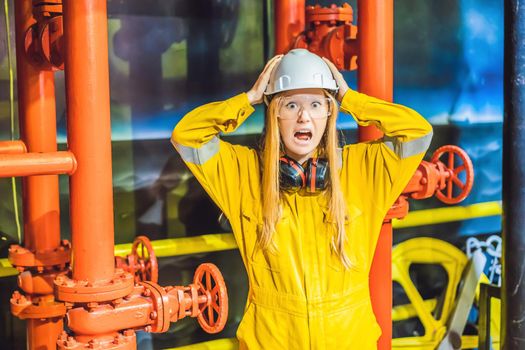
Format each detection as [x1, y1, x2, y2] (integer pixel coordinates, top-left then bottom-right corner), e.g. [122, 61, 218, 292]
[322, 57, 350, 102]
[246, 54, 283, 105]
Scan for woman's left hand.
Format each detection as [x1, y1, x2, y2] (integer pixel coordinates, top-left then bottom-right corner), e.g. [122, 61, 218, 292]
[322, 57, 350, 102]
[247, 55, 283, 105]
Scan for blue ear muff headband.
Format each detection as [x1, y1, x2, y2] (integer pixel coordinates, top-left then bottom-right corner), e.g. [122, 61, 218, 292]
[279, 155, 329, 193]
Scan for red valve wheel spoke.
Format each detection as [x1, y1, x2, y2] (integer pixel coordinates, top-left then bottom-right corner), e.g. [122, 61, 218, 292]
[211, 285, 220, 296]
[448, 151, 454, 170]
[206, 271, 212, 291]
[193, 263, 228, 334]
[200, 303, 207, 313]
[431, 145, 474, 204]
[197, 281, 205, 292]
[212, 302, 220, 313]
[207, 301, 214, 324]
[451, 174, 465, 189]
[454, 164, 466, 174]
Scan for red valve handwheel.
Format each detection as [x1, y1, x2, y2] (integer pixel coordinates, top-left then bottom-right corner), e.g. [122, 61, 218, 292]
[431, 145, 474, 204]
[130, 236, 158, 284]
[193, 263, 228, 334]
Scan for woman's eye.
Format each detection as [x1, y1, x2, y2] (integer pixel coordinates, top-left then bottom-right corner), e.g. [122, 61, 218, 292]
[286, 102, 298, 109]
[311, 101, 322, 108]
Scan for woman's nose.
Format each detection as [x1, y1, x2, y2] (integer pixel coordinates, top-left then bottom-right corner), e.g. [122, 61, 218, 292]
[297, 108, 312, 122]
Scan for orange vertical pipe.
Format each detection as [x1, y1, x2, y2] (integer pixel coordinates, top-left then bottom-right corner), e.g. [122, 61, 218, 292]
[274, 0, 305, 54]
[357, 0, 392, 141]
[15, 0, 61, 255]
[371, 221, 392, 350]
[13, 1, 63, 348]
[63, 0, 115, 283]
[27, 318, 64, 349]
[357, 1, 393, 350]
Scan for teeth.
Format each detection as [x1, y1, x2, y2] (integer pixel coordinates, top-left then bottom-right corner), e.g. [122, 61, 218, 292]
[294, 130, 312, 140]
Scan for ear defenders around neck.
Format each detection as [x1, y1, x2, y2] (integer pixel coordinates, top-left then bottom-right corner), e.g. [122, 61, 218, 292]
[279, 155, 329, 193]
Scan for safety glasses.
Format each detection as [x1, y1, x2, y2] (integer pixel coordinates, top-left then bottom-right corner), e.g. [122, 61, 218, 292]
[277, 97, 331, 120]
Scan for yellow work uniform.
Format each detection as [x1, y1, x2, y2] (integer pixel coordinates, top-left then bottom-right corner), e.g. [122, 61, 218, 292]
[171, 90, 433, 349]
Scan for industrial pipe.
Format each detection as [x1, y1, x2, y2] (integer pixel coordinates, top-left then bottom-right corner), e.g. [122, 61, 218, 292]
[502, 1, 525, 348]
[357, 1, 393, 349]
[357, 0, 392, 142]
[0, 140, 27, 154]
[275, 0, 305, 54]
[9, 1, 66, 348]
[62, 0, 115, 283]
[0, 151, 77, 177]
[54, 264, 228, 348]
[14, 0, 62, 262]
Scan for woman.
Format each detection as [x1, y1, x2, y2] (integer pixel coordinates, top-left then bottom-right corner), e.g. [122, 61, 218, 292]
[171, 49, 433, 349]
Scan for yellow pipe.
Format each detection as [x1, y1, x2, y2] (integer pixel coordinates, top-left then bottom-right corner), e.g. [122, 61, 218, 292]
[392, 201, 501, 229]
[0, 258, 17, 277]
[114, 233, 237, 257]
[165, 338, 238, 350]
[0, 201, 502, 277]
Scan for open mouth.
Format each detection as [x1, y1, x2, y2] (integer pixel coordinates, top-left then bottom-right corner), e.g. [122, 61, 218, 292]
[294, 130, 312, 141]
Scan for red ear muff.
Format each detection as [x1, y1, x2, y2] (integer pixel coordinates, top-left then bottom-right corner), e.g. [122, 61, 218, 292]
[305, 158, 329, 193]
[279, 156, 328, 193]
[279, 156, 306, 192]
[309, 158, 318, 193]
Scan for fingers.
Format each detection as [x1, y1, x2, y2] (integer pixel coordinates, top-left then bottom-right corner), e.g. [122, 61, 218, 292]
[322, 57, 342, 77]
[257, 55, 283, 91]
[322, 57, 349, 102]
[247, 55, 284, 105]
[322, 57, 334, 70]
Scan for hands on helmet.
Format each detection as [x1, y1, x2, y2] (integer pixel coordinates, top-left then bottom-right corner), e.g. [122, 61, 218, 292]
[247, 55, 283, 105]
[248, 50, 342, 164]
[322, 57, 349, 102]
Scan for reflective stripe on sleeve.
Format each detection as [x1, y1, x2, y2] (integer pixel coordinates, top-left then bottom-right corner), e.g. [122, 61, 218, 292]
[172, 136, 220, 165]
[336, 148, 343, 169]
[383, 131, 433, 159]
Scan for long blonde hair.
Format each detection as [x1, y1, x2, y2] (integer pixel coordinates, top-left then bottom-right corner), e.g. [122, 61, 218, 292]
[259, 91, 351, 269]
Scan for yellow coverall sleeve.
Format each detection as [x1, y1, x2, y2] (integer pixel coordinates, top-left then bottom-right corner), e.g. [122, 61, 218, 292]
[170, 93, 257, 225]
[340, 90, 433, 258]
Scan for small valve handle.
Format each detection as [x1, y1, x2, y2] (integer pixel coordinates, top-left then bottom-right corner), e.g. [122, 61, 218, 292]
[129, 235, 158, 284]
[431, 145, 474, 204]
[193, 263, 228, 333]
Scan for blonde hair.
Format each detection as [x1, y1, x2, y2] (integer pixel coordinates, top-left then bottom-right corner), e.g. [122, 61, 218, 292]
[259, 91, 351, 269]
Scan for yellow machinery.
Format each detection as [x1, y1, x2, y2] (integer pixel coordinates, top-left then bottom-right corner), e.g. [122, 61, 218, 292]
[392, 237, 500, 350]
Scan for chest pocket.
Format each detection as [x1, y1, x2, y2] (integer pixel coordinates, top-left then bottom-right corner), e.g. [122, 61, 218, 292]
[324, 204, 366, 273]
[241, 207, 294, 275]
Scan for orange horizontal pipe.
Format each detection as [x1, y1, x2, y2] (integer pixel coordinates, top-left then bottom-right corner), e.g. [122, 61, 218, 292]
[0, 141, 27, 154]
[0, 151, 77, 177]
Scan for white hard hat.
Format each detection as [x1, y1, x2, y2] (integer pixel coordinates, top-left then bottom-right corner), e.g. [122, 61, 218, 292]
[264, 49, 338, 96]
